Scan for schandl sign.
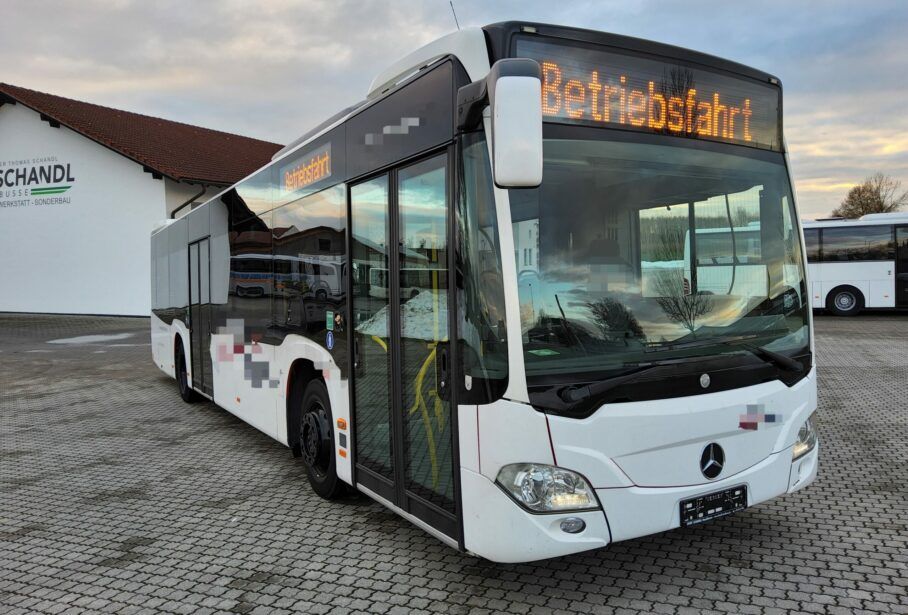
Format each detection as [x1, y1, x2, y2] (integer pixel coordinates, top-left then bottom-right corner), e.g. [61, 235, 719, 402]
[0, 156, 76, 209]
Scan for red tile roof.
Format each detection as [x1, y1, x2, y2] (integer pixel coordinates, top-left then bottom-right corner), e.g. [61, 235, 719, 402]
[0, 83, 282, 186]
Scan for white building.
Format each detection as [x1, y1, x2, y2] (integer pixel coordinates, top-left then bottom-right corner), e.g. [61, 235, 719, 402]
[0, 83, 281, 316]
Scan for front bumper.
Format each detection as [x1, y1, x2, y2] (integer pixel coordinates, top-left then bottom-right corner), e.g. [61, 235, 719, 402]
[462, 442, 818, 562]
[597, 442, 819, 543]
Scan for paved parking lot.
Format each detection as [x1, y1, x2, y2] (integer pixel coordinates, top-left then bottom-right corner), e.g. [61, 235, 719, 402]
[1, 313, 907, 615]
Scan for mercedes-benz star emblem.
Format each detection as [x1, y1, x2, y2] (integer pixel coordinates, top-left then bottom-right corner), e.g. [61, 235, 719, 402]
[699, 373, 711, 389]
[700, 443, 724, 479]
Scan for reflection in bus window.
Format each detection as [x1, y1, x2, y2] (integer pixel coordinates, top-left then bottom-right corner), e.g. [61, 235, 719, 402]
[226, 207, 273, 338]
[351, 176, 394, 479]
[458, 132, 508, 400]
[509, 135, 808, 379]
[398, 154, 455, 513]
[820, 226, 895, 261]
[272, 185, 346, 333]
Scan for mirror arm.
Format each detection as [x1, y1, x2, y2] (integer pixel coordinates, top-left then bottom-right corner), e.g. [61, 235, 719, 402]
[456, 79, 488, 132]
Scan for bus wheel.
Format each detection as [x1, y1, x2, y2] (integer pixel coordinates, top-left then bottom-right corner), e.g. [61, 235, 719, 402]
[298, 379, 346, 499]
[827, 286, 863, 316]
[175, 341, 198, 403]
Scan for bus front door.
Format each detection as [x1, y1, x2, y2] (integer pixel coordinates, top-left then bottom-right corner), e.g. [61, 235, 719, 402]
[896, 226, 908, 307]
[350, 151, 459, 544]
[188, 237, 212, 396]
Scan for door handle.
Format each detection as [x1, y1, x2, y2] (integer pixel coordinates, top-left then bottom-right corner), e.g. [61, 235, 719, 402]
[353, 337, 361, 371]
[436, 342, 450, 401]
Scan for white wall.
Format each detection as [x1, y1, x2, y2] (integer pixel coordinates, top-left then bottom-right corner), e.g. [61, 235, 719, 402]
[164, 179, 221, 218]
[0, 103, 165, 315]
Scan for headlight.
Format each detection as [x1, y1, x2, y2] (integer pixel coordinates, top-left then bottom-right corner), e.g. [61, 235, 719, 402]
[496, 463, 599, 513]
[792, 414, 817, 461]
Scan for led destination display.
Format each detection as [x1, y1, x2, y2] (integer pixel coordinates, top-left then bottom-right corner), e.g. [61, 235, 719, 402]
[516, 37, 781, 151]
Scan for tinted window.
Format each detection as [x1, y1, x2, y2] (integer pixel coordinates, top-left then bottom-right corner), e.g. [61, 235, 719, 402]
[273, 127, 346, 209]
[272, 185, 347, 368]
[397, 154, 456, 513]
[458, 132, 508, 401]
[225, 209, 272, 340]
[233, 167, 272, 221]
[803, 229, 820, 261]
[821, 225, 894, 261]
[346, 61, 454, 178]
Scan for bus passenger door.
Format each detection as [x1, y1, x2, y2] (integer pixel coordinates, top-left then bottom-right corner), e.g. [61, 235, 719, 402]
[349, 150, 459, 543]
[896, 226, 908, 307]
[188, 237, 212, 396]
[396, 153, 457, 538]
[350, 176, 396, 501]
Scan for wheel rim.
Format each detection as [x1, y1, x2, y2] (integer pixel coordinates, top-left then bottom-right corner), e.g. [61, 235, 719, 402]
[835, 292, 855, 310]
[300, 401, 331, 478]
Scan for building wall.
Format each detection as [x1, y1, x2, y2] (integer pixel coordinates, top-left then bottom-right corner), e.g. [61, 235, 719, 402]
[0, 102, 166, 315]
[164, 179, 222, 218]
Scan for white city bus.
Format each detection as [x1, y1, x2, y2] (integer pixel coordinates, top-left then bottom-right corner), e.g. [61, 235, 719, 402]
[803, 212, 908, 315]
[150, 22, 818, 563]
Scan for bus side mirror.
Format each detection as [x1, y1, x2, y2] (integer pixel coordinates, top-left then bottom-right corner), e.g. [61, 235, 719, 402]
[488, 59, 543, 188]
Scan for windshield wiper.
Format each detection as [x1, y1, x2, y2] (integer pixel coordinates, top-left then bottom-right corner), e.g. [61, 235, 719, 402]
[558, 357, 697, 403]
[645, 331, 803, 373]
[557, 342, 803, 405]
[554, 293, 586, 353]
[741, 343, 804, 373]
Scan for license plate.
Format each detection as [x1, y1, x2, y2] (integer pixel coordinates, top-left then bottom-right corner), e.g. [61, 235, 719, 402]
[680, 485, 747, 527]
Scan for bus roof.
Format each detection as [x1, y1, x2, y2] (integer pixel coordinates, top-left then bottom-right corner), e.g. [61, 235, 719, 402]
[803, 212, 908, 228]
[482, 22, 781, 86]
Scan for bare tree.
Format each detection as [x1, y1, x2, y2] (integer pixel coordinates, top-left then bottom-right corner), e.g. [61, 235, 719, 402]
[652, 269, 713, 334]
[832, 173, 908, 218]
[658, 65, 696, 136]
[586, 298, 645, 344]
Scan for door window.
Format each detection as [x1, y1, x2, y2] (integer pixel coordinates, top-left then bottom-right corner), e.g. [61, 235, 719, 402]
[397, 155, 455, 513]
[351, 176, 394, 479]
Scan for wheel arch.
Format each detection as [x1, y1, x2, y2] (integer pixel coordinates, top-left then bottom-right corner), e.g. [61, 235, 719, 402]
[168, 318, 191, 380]
[286, 358, 323, 456]
[276, 336, 351, 485]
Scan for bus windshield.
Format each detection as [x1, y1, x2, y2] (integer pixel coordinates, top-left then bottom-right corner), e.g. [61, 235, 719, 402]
[509, 132, 809, 383]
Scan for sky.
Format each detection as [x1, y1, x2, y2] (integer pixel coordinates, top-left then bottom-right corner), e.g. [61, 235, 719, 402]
[2, 0, 906, 218]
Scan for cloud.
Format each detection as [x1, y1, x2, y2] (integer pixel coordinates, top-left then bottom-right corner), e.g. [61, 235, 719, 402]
[2, 0, 906, 218]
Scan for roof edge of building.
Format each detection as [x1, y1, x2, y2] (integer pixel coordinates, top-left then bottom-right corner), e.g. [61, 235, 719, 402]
[0, 82, 283, 186]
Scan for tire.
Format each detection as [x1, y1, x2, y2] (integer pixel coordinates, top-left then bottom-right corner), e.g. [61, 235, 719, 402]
[175, 340, 199, 403]
[295, 379, 346, 499]
[827, 285, 863, 317]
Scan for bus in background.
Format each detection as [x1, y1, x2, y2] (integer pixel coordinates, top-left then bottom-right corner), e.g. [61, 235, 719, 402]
[803, 212, 908, 316]
[229, 254, 273, 298]
[671, 222, 803, 304]
[150, 22, 818, 563]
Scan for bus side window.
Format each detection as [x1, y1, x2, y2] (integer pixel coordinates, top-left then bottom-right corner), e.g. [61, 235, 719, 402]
[458, 133, 508, 402]
[272, 185, 346, 348]
[804, 229, 820, 262]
